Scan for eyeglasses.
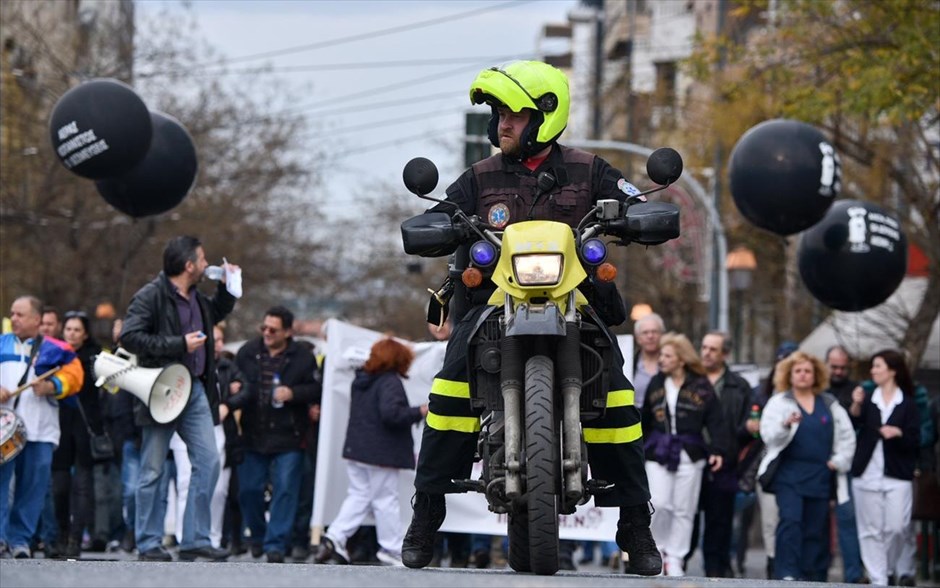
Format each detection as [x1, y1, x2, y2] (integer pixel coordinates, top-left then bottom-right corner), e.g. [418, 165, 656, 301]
[64, 311, 88, 319]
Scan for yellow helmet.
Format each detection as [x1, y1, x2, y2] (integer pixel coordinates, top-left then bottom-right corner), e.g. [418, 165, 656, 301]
[469, 61, 570, 158]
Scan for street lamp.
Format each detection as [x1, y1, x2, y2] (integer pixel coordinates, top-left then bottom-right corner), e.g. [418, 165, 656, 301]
[630, 303, 653, 322]
[726, 247, 757, 363]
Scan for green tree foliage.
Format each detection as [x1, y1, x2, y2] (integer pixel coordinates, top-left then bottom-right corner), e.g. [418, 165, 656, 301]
[686, 0, 940, 367]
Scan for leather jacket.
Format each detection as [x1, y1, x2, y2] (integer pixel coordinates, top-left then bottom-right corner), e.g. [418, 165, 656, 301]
[120, 272, 236, 427]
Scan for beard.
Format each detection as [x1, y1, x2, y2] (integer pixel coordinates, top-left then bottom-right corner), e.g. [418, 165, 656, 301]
[499, 134, 521, 157]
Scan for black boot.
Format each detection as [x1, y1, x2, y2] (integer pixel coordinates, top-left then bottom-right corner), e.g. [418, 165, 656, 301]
[401, 492, 445, 569]
[766, 556, 775, 580]
[616, 503, 662, 576]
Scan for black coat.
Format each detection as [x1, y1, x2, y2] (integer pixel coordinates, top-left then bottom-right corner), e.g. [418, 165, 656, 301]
[121, 272, 236, 427]
[230, 337, 320, 454]
[53, 340, 105, 469]
[342, 370, 423, 469]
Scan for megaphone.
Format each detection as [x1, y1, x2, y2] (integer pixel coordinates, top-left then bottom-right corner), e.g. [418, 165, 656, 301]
[94, 348, 191, 424]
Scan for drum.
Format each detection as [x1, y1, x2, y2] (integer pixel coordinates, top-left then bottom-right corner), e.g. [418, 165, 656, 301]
[0, 408, 27, 465]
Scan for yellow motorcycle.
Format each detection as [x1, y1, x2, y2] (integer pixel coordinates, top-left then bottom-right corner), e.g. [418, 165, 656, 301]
[400, 149, 682, 575]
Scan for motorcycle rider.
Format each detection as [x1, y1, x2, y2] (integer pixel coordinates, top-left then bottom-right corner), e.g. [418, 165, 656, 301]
[402, 60, 662, 576]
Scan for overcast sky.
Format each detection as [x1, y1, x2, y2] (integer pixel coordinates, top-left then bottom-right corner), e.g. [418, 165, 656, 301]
[137, 0, 578, 217]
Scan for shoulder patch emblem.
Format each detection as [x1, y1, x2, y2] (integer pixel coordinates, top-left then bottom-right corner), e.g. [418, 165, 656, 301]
[488, 203, 510, 228]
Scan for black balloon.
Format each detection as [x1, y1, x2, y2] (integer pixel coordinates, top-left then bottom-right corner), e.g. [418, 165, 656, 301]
[49, 78, 152, 180]
[729, 119, 841, 236]
[95, 111, 197, 218]
[798, 199, 907, 312]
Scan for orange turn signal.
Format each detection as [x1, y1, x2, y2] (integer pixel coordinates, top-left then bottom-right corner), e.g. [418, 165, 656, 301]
[462, 267, 484, 288]
[596, 262, 617, 282]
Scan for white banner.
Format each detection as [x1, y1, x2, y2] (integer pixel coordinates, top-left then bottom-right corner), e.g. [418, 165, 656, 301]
[311, 318, 634, 542]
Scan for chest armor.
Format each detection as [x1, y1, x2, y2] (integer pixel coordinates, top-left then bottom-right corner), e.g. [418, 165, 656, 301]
[472, 147, 595, 229]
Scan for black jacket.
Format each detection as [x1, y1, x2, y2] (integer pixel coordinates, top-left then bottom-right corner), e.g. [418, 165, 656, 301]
[850, 385, 921, 480]
[343, 370, 423, 469]
[435, 145, 629, 327]
[229, 337, 320, 454]
[641, 370, 730, 462]
[121, 271, 236, 427]
[216, 355, 244, 465]
[71, 341, 105, 434]
[713, 367, 755, 468]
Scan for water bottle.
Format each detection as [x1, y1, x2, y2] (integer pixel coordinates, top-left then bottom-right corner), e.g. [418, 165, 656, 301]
[271, 373, 284, 408]
[749, 404, 761, 438]
[205, 265, 224, 281]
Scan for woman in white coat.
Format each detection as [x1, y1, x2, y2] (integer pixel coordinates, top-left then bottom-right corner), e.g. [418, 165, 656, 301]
[756, 351, 855, 581]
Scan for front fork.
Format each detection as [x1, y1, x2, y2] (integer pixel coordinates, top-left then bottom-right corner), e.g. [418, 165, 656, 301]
[500, 291, 584, 502]
[559, 292, 583, 500]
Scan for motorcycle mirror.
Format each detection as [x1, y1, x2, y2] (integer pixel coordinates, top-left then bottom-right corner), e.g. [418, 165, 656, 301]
[646, 147, 683, 186]
[403, 157, 439, 197]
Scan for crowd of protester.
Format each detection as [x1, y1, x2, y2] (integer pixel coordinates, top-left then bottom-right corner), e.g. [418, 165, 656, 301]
[3, 285, 938, 583]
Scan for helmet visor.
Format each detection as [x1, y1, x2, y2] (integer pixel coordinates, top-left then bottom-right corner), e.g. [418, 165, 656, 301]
[469, 67, 538, 113]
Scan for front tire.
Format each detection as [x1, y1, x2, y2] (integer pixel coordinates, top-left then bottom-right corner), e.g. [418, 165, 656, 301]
[507, 511, 530, 572]
[524, 355, 560, 575]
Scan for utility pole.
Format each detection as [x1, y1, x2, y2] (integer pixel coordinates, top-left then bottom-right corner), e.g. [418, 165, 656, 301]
[708, 0, 728, 331]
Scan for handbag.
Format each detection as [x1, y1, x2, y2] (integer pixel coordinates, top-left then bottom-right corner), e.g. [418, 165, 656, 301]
[912, 470, 940, 521]
[75, 397, 115, 462]
[88, 431, 115, 462]
[757, 451, 780, 494]
[736, 438, 764, 494]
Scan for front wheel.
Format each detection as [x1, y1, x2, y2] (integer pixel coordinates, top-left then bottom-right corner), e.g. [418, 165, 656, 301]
[507, 511, 530, 572]
[524, 355, 560, 575]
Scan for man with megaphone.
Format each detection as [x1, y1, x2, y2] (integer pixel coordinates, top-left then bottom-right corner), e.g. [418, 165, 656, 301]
[119, 236, 239, 562]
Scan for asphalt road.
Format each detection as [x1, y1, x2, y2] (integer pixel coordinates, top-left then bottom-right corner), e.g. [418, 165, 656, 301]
[0, 546, 864, 588]
[0, 558, 845, 588]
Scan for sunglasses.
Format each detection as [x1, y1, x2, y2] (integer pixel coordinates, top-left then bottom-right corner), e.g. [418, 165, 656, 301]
[259, 325, 283, 334]
[64, 310, 88, 319]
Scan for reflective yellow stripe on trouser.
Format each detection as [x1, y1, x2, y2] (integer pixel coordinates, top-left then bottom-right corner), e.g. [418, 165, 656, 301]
[425, 378, 481, 433]
[582, 388, 643, 444]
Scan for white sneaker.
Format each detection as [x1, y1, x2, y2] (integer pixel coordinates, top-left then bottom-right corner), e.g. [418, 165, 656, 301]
[376, 549, 404, 567]
[664, 555, 684, 577]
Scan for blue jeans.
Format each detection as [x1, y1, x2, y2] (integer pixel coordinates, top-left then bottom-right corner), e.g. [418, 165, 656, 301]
[835, 478, 863, 583]
[580, 540, 618, 561]
[0, 441, 55, 549]
[121, 440, 140, 532]
[238, 449, 303, 554]
[135, 380, 219, 553]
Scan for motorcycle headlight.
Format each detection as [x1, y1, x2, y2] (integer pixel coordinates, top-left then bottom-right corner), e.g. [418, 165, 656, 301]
[512, 254, 563, 286]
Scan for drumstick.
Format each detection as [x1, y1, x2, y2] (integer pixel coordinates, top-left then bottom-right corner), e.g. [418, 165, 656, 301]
[10, 367, 61, 398]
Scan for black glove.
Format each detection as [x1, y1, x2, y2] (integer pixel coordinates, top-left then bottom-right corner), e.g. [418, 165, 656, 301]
[581, 276, 627, 327]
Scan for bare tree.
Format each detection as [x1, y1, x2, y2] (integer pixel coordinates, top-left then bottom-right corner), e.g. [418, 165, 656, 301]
[1, 1, 333, 341]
